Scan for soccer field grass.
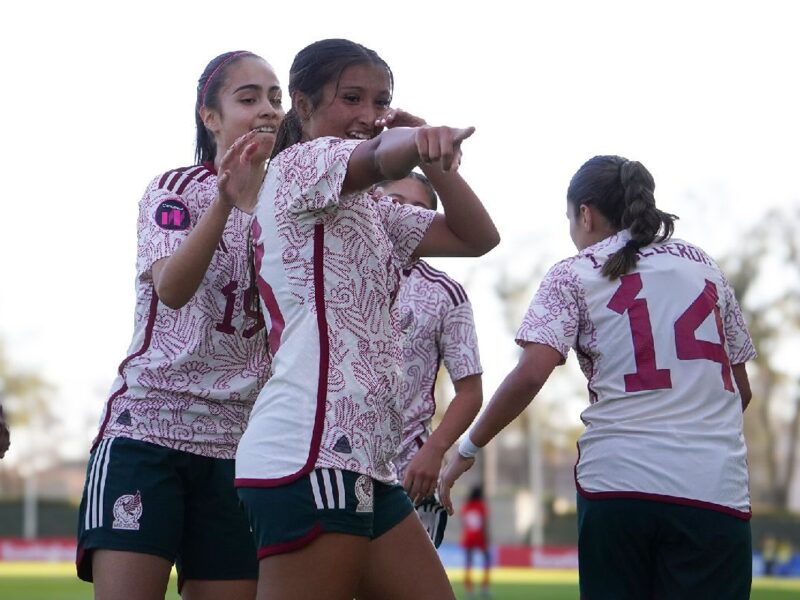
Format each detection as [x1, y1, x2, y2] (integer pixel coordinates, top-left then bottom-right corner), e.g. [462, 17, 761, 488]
[0, 564, 799, 599]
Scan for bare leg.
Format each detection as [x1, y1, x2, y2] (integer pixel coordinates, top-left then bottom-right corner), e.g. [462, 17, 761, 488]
[257, 533, 369, 600]
[182, 579, 256, 600]
[92, 550, 172, 600]
[356, 513, 455, 600]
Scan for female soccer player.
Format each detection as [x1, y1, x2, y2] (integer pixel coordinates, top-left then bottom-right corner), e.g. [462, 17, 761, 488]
[373, 172, 483, 548]
[77, 51, 283, 600]
[440, 155, 756, 599]
[226, 39, 499, 600]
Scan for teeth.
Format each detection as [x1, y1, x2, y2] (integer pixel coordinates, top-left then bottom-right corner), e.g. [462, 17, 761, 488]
[254, 126, 276, 133]
[347, 132, 369, 140]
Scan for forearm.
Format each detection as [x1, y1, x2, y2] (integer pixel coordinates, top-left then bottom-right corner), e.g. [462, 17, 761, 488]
[154, 198, 234, 309]
[425, 384, 482, 455]
[421, 166, 500, 255]
[469, 366, 543, 448]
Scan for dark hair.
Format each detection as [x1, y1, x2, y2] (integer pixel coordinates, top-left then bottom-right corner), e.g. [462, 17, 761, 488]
[377, 172, 438, 210]
[469, 485, 484, 502]
[567, 155, 678, 279]
[195, 51, 257, 164]
[271, 39, 393, 159]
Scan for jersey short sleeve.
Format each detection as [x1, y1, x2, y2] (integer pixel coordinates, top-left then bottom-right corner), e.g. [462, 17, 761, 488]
[136, 179, 194, 275]
[275, 137, 362, 214]
[515, 260, 581, 361]
[375, 198, 435, 265]
[719, 272, 757, 365]
[440, 300, 482, 382]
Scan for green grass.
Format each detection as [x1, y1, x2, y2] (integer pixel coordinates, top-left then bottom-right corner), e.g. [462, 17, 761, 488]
[0, 564, 798, 599]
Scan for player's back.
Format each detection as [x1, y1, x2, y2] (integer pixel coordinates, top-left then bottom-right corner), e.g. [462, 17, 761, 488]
[570, 233, 754, 515]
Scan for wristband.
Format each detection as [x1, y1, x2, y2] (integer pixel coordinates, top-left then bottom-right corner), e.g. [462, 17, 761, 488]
[457, 435, 481, 459]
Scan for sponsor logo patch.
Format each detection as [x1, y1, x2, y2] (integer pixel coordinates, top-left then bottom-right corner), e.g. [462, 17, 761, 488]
[112, 491, 143, 530]
[155, 200, 190, 231]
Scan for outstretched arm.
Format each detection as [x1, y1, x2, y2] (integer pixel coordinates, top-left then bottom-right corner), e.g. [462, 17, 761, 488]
[414, 165, 500, 258]
[438, 343, 562, 514]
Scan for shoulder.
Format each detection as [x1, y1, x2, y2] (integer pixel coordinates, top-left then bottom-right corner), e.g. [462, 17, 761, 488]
[148, 163, 216, 196]
[405, 260, 469, 307]
[274, 137, 362, 167]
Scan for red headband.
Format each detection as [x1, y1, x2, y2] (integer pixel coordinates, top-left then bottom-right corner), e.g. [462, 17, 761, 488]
[200, 51, 252, 106]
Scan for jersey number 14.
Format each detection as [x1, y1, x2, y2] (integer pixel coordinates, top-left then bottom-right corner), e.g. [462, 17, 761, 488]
[607, 273, 734, 393]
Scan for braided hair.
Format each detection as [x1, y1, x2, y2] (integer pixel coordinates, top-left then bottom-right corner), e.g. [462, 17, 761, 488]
[567, 155, 678, 279]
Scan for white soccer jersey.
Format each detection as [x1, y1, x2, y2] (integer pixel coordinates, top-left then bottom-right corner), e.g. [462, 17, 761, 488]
[94, 164, 270, 459]
[516, 230, 756, 518]
[235, 137, 435, 486]
[393, 260, 482, 479]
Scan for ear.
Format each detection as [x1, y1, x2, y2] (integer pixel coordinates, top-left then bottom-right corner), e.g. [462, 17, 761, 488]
[293, 92, 314, 122]
[579, 204, 594, 231]
[200, 106, 220, 136]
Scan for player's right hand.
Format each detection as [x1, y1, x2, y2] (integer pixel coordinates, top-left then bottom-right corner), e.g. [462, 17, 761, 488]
[437, 453, 475, 515]
[414, 126, 475, 173]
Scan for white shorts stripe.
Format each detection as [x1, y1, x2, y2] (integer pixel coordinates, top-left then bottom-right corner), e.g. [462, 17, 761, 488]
[85, 439, 111, 530]
[321, 469, 335, 510]
[334, 469, 346, 509]
[309, 471, 324, 510]
[96, 440, 113, 528]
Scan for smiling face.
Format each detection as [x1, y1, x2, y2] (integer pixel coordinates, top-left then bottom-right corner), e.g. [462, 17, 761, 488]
[201, 56, 284, 165]
[298, 62, 391, 142]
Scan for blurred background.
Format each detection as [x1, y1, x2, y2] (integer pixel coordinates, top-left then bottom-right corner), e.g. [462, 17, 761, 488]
[1, 0, 799, 593]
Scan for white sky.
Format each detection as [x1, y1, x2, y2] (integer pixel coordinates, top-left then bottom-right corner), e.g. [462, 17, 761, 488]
[1, 0, 799, 463]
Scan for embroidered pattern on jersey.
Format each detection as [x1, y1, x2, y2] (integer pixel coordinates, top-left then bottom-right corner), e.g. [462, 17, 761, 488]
[516, 231, 757, 516]
[112, 491, 143, 530]
[94, 164, 270, 459]
[394, 261, 482, 477]
[238, 138, 435, 486]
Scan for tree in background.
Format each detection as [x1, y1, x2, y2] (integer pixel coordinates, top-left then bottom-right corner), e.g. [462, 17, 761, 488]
[721, 206, 800, 510]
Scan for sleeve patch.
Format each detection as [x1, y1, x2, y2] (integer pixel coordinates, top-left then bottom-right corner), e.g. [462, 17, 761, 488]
[154, 200, 191, 230]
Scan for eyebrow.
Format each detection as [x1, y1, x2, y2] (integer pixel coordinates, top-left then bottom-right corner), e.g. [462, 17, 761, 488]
[232, 84, 282, 95]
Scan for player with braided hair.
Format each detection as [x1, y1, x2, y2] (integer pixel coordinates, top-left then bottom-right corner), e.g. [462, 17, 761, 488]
[441, 155, 756, 599]
[76, 51, 283, 600]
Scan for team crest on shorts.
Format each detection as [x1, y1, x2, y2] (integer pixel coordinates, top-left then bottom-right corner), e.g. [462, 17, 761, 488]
[354, 476, 374, 513]
[112, 490, 143, 530]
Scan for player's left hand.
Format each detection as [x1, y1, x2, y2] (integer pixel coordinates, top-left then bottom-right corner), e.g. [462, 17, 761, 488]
[438, 453, 475, 516]
[217, 130, 268, 214]
[376, 108, 427, 130]
[403, 442, 444, 505]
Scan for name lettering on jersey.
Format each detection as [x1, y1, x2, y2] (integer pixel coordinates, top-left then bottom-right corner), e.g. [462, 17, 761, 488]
[155, 200, 190, 231]
[112, 490, 143, 530]
[637, 242, 714, 267]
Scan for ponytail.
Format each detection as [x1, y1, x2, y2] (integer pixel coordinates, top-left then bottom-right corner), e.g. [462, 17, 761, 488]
[567, 155, 678, 280]
[270, 108, 304, 159]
